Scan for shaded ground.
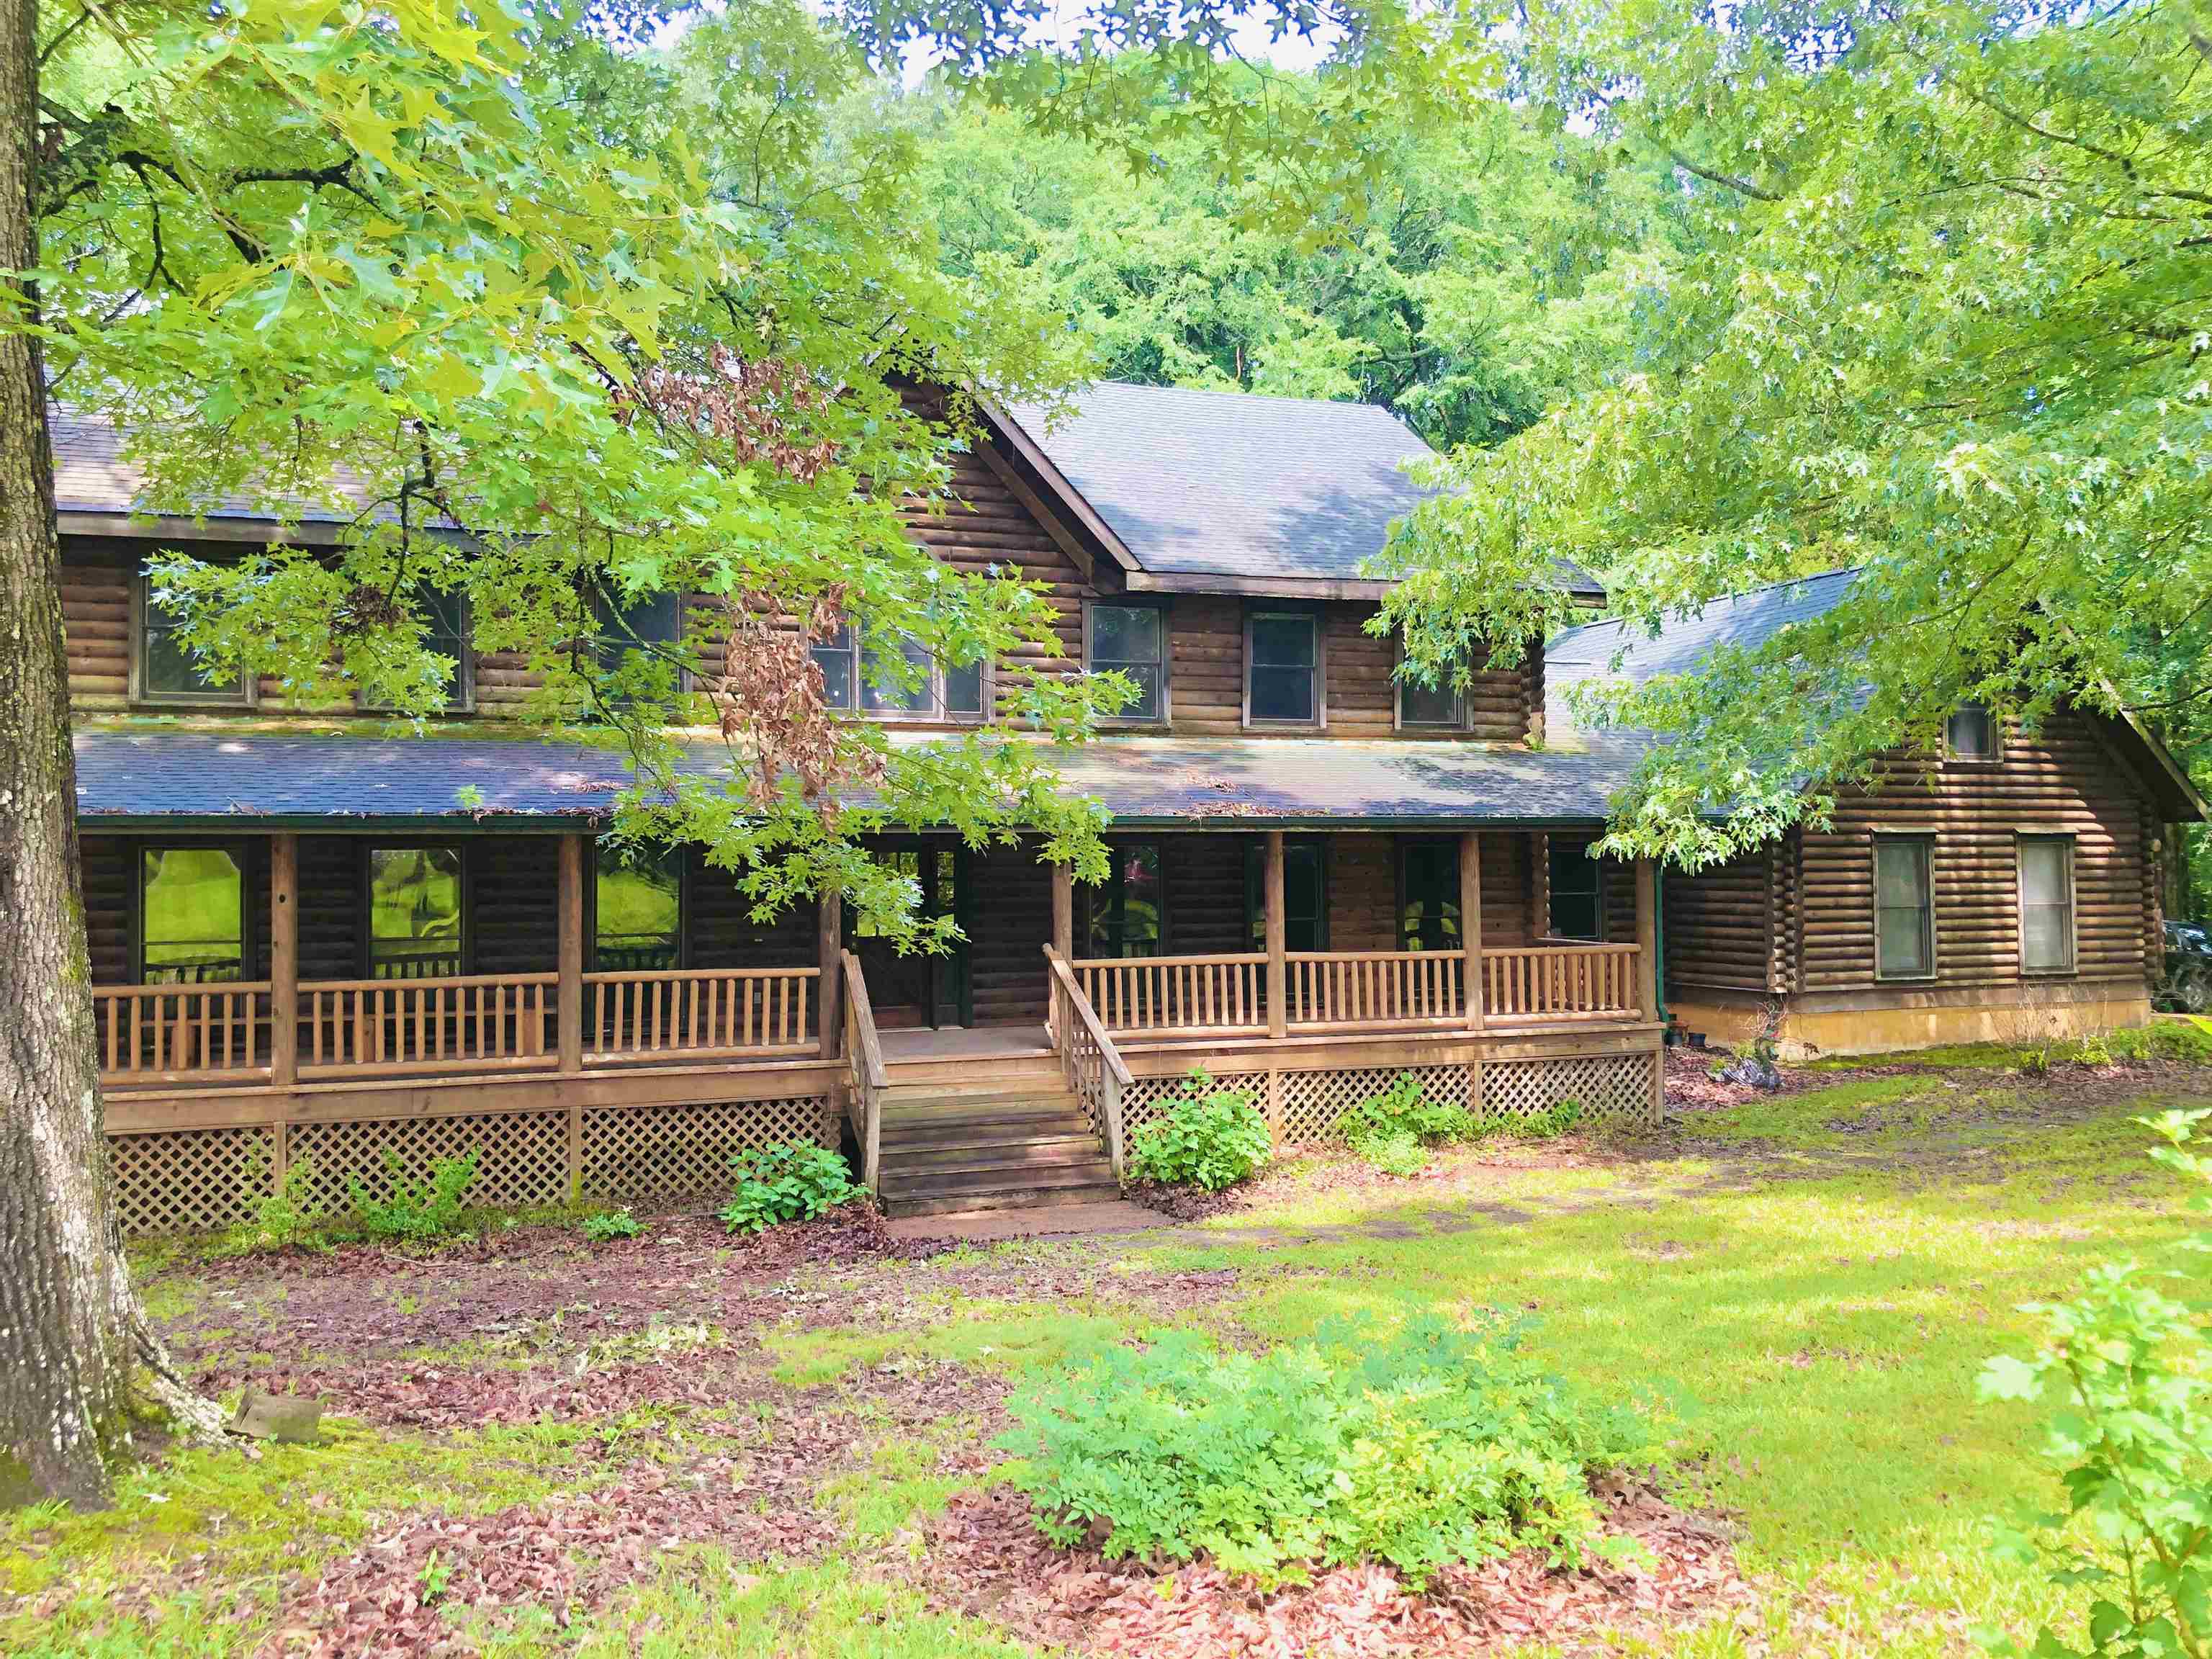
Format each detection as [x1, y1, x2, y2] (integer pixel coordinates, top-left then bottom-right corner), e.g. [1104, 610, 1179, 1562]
[6, 1048, 2209, 1655]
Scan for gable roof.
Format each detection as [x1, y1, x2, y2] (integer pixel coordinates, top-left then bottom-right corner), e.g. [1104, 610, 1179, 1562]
[1546, 567, 2206, 822]
[997, 381, 1604, 601]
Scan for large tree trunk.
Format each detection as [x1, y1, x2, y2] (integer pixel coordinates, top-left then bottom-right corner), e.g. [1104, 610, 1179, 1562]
[0, 0, 221, 1509]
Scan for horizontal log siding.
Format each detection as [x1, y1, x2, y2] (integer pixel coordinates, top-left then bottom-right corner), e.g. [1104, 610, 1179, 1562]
[1795, 711, 2155, 994]
[683, 848, 814, 972]
[1663, 849, 1776, 994]
[61, 537, 132, 710]
[1328, 834, 1398, 953]
[966, 845, 1053, 1025]
[1160, 835, 1251, 956]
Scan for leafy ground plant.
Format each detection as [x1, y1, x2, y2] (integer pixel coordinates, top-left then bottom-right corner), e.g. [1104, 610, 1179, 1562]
[719, 1142, 865, 1234]
[1978, 1108, 2212, 1657]
[581, 1208, 644, 1243]
[225, 1154, 328, 1254]
[1334, 1072, 1479, 1174]
[999, 1314, 1662, 1588]
[1125, 1070, 1272, 1192]
[346, 1151, 480, 1244]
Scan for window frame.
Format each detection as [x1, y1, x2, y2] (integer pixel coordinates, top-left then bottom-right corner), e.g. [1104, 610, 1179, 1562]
[358, 842, 471, 981]
[1082, 840, 1166, 958]
[1245, 836, 1330, 951]
[134, 839, 255, 984]
[1393, 639, 1473, 732]
[588, 842, 688, 974]
[132, 565, 258, 708]
[1871, 832, 1938, 983]
[1545, 835, 1607, 943]
[811, 621, 991, 725]
[2017, 833, 2078, 978]
[588, 585, 689, 706]
[1395, 838, 1463, 951]
[357, 587, 476, 715]
[1242, 608, 1326, 730]
[1944, 701, 2001, 765]
[1083, 599, 1171, 726]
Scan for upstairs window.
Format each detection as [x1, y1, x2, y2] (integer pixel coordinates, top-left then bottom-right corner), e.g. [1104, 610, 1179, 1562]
[365, 846, 465, 979]
[1946, 702, 1997, 761]
[361, 587, 472, 713]
[139, 845, 246, 984]
[1084, 842, 1164, 958]
[1547, 838, 1604, 942]
[1246, 838, 1328, 951]
[138, 565, 253, 706]
[1246, 612, 1320, 725]
[811, 624, 984, 721]
[1397, 642, 1470, 730]
[594, 845, 683, 972]
[591, 588, 683, 704]
[1398, 840, 1462, 951]
[2020, 836, 2077, 975]
[1874, 835, 1936, 979]
[1087, 603, 1166, 721]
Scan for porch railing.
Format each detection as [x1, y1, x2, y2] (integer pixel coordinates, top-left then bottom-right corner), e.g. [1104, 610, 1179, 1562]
[1286, 950, 1462, 1030]
[1073, 953, 1268, 1038]
[1046, 947, 1131, 1180]
[840, 950, 886, 1192]
[1481, 943, 1640, 1021]
[585, 966, 817, 1063]
[96, 982, 271, 1082]
[301, 974, 559, 1076]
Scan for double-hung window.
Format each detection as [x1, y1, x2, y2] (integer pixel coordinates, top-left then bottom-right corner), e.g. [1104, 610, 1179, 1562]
[1246, 612, 1321, 726]
[1398, 840, 1462, 951]
[1085, 842, 1164, 958]
[1246, 839, 1328, 951]
[811, 624, 984, 721]
[361, 586, 472, 712]
[2019, 836, 2077, 975]
[138, 562, 253, 706]
[1874, 835, 1936, 980]
[364, 846, 466, 979]
[1086, 603, 1166, 722]
[1396, 641, 1469, 730]
[1547, 838, 1605, 942]
[593, 845, 684, 972]
[1946, 702, 1997, 761]
[139, 845, 248, 984]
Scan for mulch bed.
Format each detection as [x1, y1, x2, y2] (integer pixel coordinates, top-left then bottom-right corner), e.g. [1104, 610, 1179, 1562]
[917, 1480, 1754, 1657]
[1124, 1179, 1249, 1222]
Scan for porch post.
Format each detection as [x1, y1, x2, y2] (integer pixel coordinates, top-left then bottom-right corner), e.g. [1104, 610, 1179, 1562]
[1634, 856, 1659, 1022]
[270, 832, 298, 1089]
[818, 888, 843, 1061]
[1459, 831, 1483, 1033]
[558, 834, 585, 1074]
[1051, 860, 1073, 961]
[1264, 830, 1287, 1040]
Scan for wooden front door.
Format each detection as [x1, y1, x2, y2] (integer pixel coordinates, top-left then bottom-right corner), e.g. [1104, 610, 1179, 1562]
[849, 844, 970, 1028]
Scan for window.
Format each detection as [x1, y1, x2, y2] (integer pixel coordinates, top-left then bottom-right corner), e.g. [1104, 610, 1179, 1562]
[1246, 838, 1328, 951]
[1085, 842, 1164, 958]
[1398, 672, 1465, 729]
[361, 587, 471, 712]
[1547, 838, 1604, 942]
[1398, 840, 1462, 951]
[139, 845, 246, 984]
[138, 567, 252, 705]
[811, 624, 985, 720]
[591, 588, 683, 704]
[2020, 836, 2077, 975]
[1946, 702, 1997, 761]
[1087, 604, 1166, 721]
[365, 846, 465, 979]
[1246, 612, 1320, 725]
[594, 845, 683, 972]
[1874, 836, 1936, 979]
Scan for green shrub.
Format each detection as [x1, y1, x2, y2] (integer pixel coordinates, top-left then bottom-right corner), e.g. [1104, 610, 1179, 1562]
[1125, 1070, 1271, 1192]
[999, 1316, 1660, 1588]
[346, 1150, 480, 1244]
[1979, 1108, 2212, 1656]
[226, 1154, 328, 1254]
[1333, 1072, 1478, 1151]
[719, 1141, 863, 1234]
[2098, 1019, 2212, 1067]
[581, 1207, 643, 1243]
[1362, 1132, 1428, 1179]
[1519, 1097, 1586, 1140]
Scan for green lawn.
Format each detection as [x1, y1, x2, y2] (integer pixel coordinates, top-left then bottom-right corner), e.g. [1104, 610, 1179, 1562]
[5, 1061, 2203, 1655]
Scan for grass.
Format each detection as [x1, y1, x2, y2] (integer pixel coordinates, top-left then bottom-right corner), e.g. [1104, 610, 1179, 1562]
[9, 1061, 2205, 1655]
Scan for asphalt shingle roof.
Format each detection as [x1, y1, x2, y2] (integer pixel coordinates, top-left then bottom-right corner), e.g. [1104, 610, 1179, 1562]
[1546, 569, 1861, 690]
[50, 405, 395, 526]
[72, 727, 1645, 830]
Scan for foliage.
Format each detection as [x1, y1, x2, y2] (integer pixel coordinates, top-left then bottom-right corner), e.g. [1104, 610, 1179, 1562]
[580, 1208, 644, 1244]
[1334, 1071, 1479, 1151]
[346, 1151, 480, 1245]
[998, 1315, 1660, 1587]
[2103, 1020, 2212, 1069]
[1519, 1099, 1586, 1141]
[230, 1156, 328, 1255]
[1362, 1133, 1429, 1179]
[1125, 1070, 1271, 1192]
[719, 1142, 864, 1234]
[1979, 1110, 2212, 1656]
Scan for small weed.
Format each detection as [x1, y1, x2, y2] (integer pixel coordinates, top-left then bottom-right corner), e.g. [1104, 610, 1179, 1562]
[581, 1208, 644, 1243]
[348, 1150, 480, 1244]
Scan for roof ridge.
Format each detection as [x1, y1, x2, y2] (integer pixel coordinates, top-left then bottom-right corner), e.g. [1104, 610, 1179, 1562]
[1082, 379, 1410, 418]
[1552, 563, 1864, 652]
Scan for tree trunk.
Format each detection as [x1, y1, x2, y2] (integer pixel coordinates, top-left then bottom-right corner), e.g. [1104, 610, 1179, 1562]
[0, 0, 221, 1508]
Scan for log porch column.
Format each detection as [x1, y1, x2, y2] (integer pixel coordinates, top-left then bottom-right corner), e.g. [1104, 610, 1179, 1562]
[1634, 856, 1659, 1022]
[1264, 830, 1287, 1040]
[558, 835, 585, 1075]
[818, 888, 843, 1061]
[269, 833, 298, 1094]
[1459, 830, 1483, 1033]
[1050, 861, 1073, 961]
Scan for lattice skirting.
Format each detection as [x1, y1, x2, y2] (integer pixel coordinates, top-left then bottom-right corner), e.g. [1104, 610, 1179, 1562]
[1120, 1071, 1269, 1145]
[107, 1093, 838, 1236]
[1482, 1054, 1655, 1126]
[1277, 1064, 1473, 1146]
[582, 1095, 835, 1205]
[111, 1125, 276, 1236]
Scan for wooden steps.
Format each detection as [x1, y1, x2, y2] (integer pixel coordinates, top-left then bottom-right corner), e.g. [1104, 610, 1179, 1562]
[873, 1071, 1119, 1216]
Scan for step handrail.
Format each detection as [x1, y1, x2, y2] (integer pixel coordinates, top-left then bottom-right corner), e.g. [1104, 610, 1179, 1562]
[1043, 945, 1133, 1182]
[840, 950, 888, 1192]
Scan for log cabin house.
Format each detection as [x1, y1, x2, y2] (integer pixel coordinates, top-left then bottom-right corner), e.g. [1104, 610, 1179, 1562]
[1547, 572, 2206, 1058]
